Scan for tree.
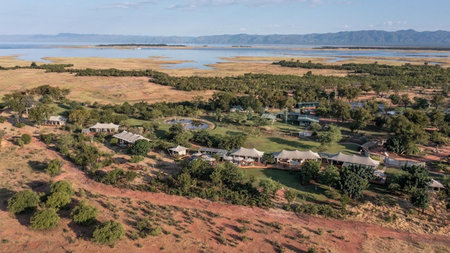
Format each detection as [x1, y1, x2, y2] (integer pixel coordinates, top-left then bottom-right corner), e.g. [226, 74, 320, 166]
[129, 139, 151, 156]
[3, 92, 29, 122]
[317, 125, 342, 147]
[45, 159, 63, 177]
[7, 190, 40, 214]
[389, 93, 401, 105]
[259, 179, 281, 197]
[350, 107, 373, 132]
[319, 165, 340, 187]
[338, 167, 368, 199]
[28, 103, 52, 125]
[71, 200, 98, 225]
[92, 220, 125, 245]
[69, 108, 90, 127]
[300, 160, 321, 185]
[262, 153, 275, 164]
[50, 180, 74, 197]
[410, 188, 430, 213]
[331, 100, 351, 122]
[430, 94, 444, 109]
[401, 166, 431, 193]
[284, 189, 296, 204]
[30, 208, 60, 230]
[46, 191, 71, 209]
[400, 94, 410, 108]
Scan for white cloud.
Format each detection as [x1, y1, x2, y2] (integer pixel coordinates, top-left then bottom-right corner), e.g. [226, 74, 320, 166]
[167, 0, 341, 10]
[102, 0, 158, 9]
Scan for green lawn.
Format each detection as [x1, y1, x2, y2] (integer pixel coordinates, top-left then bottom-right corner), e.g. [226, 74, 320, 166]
[241, 168, 329, 202]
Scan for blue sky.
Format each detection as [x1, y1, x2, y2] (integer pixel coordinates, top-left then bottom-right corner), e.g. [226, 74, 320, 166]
[1, 0, 449, 35]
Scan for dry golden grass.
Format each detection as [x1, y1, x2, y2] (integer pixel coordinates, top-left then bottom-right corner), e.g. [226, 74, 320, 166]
[0, 69, 214, 104]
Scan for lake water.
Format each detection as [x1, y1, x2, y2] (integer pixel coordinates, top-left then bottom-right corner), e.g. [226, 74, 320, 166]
[0, 43, 448, 69]
[165, 118, 210, 130]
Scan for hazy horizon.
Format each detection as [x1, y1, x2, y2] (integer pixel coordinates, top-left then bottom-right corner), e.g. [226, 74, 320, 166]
[1, 0, 449, 36]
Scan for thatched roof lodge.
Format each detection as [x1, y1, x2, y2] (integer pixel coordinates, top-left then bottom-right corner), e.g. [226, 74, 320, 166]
[273, 150, 320, 163]
[113, 131, 149, 145]
[324, 152, 380, 168]
[230, 147, 264, 162]
[199, 147, 228, 157]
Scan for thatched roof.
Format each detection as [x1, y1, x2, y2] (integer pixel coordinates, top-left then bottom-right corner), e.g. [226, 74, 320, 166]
[199, 147, 228, 156]
[113, 131, 149, 144]
[230, 147, 264, 158]
[90, 123, 119, 129]
[328, 152, 380, 167]
[273, 150, 320, 160]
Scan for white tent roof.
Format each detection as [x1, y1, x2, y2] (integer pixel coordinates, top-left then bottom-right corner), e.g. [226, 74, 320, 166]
[113, 131, 149, 144]
[429, 179, 444, 189]
[230, 147, 264, 158]
[48, 115, 67, 122]
[274, 150, 320, 160]
[90, 123, 119, 129]
[328, 152, 380, 167]
[169, 145, 188, 153]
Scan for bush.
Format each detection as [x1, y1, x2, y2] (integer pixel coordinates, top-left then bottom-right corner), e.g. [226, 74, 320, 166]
[0, 116, 5, 123]
[45, 159, 63, 177]
[71, 201, 98, 225]
[109, 138, 118, 146]
[300, 160, 321, 185]
[136, 218, 162, 238]
[125, 171, 138, 182]
[324, 189, 341, 200]
[16, 122, 25, 128]
[21, 134, 32, 144]
[129, 139, 151, 156]
[15, 138, 24, 147]
[130, 155, 144, 163]
[30, 208, 60, 230]
[50, 180, 74, 197]
[7, 190, 40, 214]
[40, 133, 55, 144]
[92, 220, 125, 245]
[46, 191, 71, 209]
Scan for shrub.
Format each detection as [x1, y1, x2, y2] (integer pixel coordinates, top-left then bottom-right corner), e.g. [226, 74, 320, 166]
[129, 140, 151, 156]
[46, 191, 71, 209]
[45, 159, 63, 177]
[300, 160, 321, 185]
[125, 171, 138, 182]
[130, 155, 144, 163]
[21, 134, 32, 144]
[92, 220, 125, 245]
[16, 122, 25, 128]
[7, 190, 40, 214]
[0, 116, 5, 123]
[40, 133, 55, 144]
[15, 138, 24, 147]
[71, 201, 98, 225]
[324, 189, 341, 200]
[109, 138, 118, 146]
[284, 189, 296, 204]
[30, 208, 60, 230]
[136, 218, 162, 238]
[50, 180, 74, 197]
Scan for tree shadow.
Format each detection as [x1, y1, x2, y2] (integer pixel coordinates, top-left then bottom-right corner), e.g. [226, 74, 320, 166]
[28, 160, 47, 172]
[26, 180, 50, 194]
[267, 137, 315, 150]
[0, 188, 16, 211]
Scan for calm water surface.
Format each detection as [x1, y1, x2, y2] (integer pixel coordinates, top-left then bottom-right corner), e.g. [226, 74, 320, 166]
[0, 43, 448, 69]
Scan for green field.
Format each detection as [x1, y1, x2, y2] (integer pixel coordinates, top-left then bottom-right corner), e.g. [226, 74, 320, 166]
[241, 168, 329, 202]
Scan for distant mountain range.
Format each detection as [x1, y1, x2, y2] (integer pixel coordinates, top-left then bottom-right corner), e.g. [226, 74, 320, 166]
[0, 30, 449, 46]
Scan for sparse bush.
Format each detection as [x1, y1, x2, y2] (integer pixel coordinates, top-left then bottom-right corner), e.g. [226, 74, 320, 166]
[136, 218, 162, 238]
[45, 159, 63, 177]
[0, 116, 5, 123]
[46, 191, 71, 209]
[21, 134, 31, 144]
[125, 171, 138, 182]
[130, 155, 144, 163]
[30, 208, 60, 230]
[15, 138, 24, 147]
[7, 190, 40, 214]
[16, 122, 25, 128]
[71, 201, 98, 225]
[92, 220, 125, 245]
